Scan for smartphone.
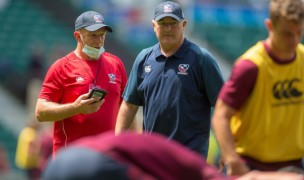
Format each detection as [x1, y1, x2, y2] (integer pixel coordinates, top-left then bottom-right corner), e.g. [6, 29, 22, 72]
[88, 88, 108, 101]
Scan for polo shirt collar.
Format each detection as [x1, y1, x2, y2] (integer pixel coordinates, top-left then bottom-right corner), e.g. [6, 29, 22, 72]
[154, 38, 190, 59]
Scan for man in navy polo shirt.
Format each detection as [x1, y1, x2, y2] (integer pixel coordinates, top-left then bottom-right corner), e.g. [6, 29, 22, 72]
[115, 1, 224, 158]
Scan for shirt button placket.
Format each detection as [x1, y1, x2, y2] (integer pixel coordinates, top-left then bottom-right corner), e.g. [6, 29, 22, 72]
[164, 58, 168, 77]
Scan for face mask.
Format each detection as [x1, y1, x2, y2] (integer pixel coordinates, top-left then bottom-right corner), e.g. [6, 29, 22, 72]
[82, 44, 105, 60]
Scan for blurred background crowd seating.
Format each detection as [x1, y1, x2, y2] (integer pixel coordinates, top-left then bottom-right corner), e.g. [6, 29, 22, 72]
[0, 0, 268, 178]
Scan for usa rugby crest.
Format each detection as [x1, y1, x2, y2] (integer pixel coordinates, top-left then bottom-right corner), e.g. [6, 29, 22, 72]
[177, 64, 189, 75]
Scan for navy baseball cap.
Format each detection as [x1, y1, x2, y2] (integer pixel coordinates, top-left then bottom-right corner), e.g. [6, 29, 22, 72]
[43, 147, 128, 180]
[154, 1, 184, 22]
[75, 11, 113, 32]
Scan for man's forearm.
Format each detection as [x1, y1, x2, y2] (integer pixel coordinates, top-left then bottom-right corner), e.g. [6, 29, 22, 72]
[115, 101, 139, 134]
[212, 99, 240, 163]
[36, 99, 78, 122]
[212, 99, 250, 176]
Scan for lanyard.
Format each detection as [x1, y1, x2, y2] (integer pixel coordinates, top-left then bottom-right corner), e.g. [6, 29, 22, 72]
[78, 58, 101, 86]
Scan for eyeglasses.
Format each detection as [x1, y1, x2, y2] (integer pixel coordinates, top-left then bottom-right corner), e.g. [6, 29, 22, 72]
[156, 21, 180, 28]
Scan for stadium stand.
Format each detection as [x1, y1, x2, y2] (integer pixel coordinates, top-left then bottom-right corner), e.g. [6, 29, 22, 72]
[0, 0, 74, 178]
[0, 0, 74, 73]
[191, 3, 268, 63]
[199, 23, 267, 63]
[0, 122, 17, 169]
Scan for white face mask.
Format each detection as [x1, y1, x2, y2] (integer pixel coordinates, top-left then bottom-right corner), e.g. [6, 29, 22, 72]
[82, 45, 105, 60]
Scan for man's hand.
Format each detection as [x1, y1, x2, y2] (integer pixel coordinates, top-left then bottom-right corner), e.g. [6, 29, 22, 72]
[225, 158, 250, 176]
[74, 93, 105, 114]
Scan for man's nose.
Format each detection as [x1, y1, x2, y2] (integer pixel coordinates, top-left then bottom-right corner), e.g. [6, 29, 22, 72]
[164, 24, 172, 30]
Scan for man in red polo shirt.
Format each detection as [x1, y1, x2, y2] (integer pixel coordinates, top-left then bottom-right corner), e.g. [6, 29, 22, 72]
[35, 11, 127, 156]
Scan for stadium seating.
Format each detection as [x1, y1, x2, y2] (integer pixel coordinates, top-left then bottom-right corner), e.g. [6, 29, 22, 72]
[0, 1, 74, 176]
[0, 121, 18, 170]
[0, 0, 74, 74]
[198, 23, 267, 63]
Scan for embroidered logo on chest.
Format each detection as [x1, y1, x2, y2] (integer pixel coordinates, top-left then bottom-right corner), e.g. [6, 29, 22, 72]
[76, 76, 85, 82]
[145, 65, 152, 73]
[108, 73, 116, 84]
[177, 64, 189, 75]
[273, 78, 303, 99]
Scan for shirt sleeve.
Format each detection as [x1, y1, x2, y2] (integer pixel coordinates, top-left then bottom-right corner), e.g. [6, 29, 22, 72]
[39, 59, 64, 102]
[117, 58, 128, 104]
[219, 60, 258, 110]
[122, 48, 151, 105]
[200, 48, 225, 106]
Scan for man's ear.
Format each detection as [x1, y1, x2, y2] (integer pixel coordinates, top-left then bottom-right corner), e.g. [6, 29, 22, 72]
[182, 20, 187, 28]
[181, 20, 187, 32]
[152, 20, 157, 32]
[264, 18, 273, 32]
[74, 31, 81, 42]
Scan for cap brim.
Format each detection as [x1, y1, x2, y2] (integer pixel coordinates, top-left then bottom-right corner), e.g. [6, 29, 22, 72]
[154, 14, 182, 22]
[85, 24, 113, 32]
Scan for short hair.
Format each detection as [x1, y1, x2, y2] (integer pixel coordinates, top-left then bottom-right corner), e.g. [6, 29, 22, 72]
[269, 0, 304, 25]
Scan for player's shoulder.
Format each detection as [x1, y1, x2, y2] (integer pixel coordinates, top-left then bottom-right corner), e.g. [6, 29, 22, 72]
[186, 39, 213, 58]
[297, 43, 304, 52]
[103, 52, 121, 61]
[246, 41, 264, 53]
[188, 43, 216, 67]
[50, 52, 73, 68]
[140, 46, 154, 56]
[134, 46, 155, 63]
[239, 41, 265, 65]
[102, 52, 126, 67]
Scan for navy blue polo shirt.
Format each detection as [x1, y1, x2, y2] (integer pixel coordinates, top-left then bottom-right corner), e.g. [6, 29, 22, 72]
[123, 38, 224, 157]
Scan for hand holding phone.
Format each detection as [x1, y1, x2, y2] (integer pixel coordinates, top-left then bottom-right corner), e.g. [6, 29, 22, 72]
[88, 88, 108, 101]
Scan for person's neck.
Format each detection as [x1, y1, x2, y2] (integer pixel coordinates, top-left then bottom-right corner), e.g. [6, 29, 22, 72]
[265, 38, 296, 62]
[160, 38, 184, 57]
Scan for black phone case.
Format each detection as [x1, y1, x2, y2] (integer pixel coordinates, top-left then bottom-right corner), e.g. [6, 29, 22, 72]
[88, 88, 108, 100]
